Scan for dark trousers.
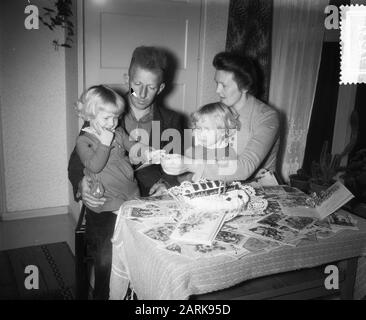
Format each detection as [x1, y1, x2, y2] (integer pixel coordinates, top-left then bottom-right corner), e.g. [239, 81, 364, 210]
[85, 208, 116, 300]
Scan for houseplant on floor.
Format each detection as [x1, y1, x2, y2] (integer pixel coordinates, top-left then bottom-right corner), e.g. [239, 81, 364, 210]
[289, 168, 311, 193]
[309, 140, 340, 193]
[308, 109, 359, 194]
[340, 149, 366, 218]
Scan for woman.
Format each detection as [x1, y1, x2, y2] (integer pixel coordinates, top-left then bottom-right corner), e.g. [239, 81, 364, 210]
[162, 51, 280, 181]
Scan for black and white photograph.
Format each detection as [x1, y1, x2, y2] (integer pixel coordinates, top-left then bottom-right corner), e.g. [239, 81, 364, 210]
[215, 230, 247, 246]
[248, 225, 300, 245]
[1, 0, 366, 304]
[257, 213, 283, 228]
[327, 211, 359, 230]
[141, 223, 176, 245]
[191, 241, 238, 259]
[242, 237, 276, 253]
[280, 216, 317, 231]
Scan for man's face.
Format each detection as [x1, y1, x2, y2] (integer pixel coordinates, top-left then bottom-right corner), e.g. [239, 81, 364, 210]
[129, 65, 165, 110]
[214, 70, 245, 107]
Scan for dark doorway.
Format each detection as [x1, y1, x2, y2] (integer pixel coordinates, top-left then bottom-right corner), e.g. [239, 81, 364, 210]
[302, 42, 340, 173]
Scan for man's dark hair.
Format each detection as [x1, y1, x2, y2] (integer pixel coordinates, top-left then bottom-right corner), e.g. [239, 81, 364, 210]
[129, 46, 167, 82]
[213, 52, 257, 95]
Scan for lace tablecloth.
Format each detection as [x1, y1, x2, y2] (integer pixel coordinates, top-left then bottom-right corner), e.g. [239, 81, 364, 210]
[109, 204, 366, 300]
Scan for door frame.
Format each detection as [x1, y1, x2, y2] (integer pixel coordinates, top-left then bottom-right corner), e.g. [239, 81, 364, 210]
[0, 96, 7, 217]
[77, 0, 85, 130]
[77, 0, 230, 118]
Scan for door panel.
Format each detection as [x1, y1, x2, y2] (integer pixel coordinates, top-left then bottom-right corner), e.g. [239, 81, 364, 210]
[84, 0, 202, 115]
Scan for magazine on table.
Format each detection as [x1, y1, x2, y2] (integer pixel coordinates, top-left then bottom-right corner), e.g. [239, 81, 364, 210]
[120, 198, 182, 221]
[312, 182, 354, 219]
[327, 210, 358, 231]
[130, 180, 355, 251]
[269, 181, 354, 220]
[161, 240, 240, 260]
[169, 210, 227, 245]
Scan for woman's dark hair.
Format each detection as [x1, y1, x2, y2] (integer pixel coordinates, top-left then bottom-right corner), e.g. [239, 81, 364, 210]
[213, 52, 257, 95]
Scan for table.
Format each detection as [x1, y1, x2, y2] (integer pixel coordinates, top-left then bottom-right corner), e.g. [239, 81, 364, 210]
[109, 204, 366, 300]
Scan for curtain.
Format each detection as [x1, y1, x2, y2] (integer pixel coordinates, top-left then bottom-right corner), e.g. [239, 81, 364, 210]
[269, 0, 329, 181]
[226, 0, 273, 102]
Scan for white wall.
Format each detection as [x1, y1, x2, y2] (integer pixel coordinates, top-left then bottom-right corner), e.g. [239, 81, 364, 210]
[198, 0, 230, 107]
[0, 0, 227, 219]
[66, 0, 81, 221]
[0, 0, 69, 214]
[0, 3, 6, 214]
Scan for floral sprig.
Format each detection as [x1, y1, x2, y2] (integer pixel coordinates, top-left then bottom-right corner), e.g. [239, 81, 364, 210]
[39, 0, 74, 49]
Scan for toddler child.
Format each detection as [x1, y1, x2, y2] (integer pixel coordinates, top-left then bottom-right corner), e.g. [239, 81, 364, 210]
[75, 85, 152, 299]
[171, 102, 240, 182]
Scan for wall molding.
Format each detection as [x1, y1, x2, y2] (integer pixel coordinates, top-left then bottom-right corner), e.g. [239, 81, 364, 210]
[0, 3, 5, 216]
[197, 0, 230, 108]
[0, 206, 69, 221]
[0, 96, 6, 216]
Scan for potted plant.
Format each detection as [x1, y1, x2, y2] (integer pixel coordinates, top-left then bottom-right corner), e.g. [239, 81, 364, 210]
[289, 168, 310, 193]
[340, 149, 366, 202]
[309, 141, 340, 193]
[309, 109, 359, 194]
[338, 149, 366, 218]
[40, 0, 74, 49]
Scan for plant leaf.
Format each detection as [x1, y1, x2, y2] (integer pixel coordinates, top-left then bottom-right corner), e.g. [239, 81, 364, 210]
[43, 7, 55, 12]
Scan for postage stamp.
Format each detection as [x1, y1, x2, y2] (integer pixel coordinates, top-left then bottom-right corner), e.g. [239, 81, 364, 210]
[340, 5, 366, 84]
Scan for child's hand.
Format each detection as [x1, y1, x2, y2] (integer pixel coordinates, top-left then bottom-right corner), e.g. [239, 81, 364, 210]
[145, 149, 166, 164]
[92, 122, 114, 146]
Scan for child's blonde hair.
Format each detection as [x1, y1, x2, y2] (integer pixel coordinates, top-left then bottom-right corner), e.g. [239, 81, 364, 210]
[191, 102, 240, 133]
[76, 85, 125, 121]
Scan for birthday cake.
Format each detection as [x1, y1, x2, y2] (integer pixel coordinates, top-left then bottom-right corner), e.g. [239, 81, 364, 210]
[168, 180, 261, 220]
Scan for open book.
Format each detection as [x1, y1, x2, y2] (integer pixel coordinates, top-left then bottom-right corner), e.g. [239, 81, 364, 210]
[279, 181, 354, 220]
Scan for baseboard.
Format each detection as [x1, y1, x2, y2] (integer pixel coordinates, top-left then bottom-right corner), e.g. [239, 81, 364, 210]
[69, 201, 82, 224]
[0, 206, 69, 221]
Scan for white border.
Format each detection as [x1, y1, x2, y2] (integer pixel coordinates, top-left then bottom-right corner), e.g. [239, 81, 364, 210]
[1, 206, 70, 221]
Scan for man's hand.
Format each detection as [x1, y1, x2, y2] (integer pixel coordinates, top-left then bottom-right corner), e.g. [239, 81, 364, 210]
[149, 181, 168, 196]
[80, 175, 106, 208]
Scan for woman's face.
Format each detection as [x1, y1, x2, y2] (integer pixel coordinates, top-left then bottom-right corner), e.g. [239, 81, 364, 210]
[214, 70, 246, 107]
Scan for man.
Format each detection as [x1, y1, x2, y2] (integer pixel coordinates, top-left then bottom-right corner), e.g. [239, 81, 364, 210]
[68, 46, 185, 299]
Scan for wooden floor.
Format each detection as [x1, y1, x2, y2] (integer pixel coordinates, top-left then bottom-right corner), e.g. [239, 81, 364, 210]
[0, 214, 76, 255]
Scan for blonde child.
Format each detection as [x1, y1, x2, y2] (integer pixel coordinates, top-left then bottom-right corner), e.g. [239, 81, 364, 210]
[75, 85, 151, 299]
[168, 102, 240, 182]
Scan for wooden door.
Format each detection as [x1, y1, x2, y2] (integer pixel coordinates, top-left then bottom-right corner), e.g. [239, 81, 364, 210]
[84, 0, 202, 115]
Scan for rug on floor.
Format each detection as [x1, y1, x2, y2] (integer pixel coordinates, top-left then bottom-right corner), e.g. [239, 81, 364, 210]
[0, 242, 75, 300]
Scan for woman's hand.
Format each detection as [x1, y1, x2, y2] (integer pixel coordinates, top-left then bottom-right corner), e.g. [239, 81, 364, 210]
[161, 154, 194, 175]
[80, 175, 106, 208]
